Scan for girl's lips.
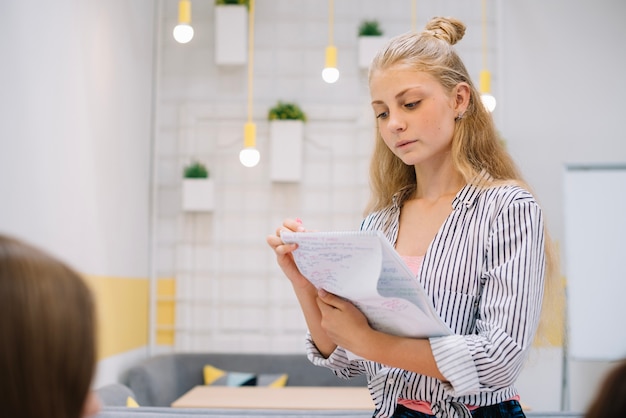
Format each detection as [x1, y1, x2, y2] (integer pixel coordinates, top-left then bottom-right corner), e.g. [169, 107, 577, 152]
[396, 139, 417, 148]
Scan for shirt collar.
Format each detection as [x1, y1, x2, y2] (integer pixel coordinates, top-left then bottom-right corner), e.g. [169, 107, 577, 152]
[452, 169, 492, 210]
[391, 169, 493, 211]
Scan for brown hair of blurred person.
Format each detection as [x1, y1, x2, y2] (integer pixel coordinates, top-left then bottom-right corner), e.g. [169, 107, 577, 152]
[0, 234, 99, 418]
[585, 360, 626, 418]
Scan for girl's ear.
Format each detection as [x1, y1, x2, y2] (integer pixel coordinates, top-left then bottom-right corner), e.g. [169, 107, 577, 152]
[453, 82, 471, 114]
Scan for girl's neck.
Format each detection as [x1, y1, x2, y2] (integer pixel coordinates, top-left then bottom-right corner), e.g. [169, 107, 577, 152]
[413, 165, 465, 202]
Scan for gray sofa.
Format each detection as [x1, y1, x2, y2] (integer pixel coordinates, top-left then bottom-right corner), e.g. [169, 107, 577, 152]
[97, 383, 138, 407]
[115, 353, 583, 418]
[124, 352, 367, 407]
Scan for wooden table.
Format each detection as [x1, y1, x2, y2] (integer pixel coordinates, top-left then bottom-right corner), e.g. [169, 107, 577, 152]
[171, 386, 374, 410]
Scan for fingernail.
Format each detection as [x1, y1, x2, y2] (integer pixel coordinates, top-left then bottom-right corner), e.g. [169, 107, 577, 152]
[295, 218, 302, 224]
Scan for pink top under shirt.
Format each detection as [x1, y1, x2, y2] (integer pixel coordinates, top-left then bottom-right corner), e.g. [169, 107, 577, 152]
[402, 255, 425, 277]
[398, 255, 519, 414]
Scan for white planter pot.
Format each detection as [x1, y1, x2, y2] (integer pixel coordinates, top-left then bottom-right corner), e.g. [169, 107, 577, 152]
[270, 120, 303, 183]
[214, 5, 247, 65]
[358, 36, 388, 69]
[182, 178, 215, 212]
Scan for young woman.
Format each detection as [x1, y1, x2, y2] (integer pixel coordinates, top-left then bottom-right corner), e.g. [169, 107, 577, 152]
[267, 16, 557, 418]
[0, 234, 100, 418]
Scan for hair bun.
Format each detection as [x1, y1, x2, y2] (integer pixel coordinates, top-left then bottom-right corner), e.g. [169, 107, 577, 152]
[424, 17, 466, 45]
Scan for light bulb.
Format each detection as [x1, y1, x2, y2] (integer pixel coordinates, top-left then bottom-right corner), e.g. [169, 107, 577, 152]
[240, 122, 259, 167]
[322, 67, 339, 84]
[322, 45, 339, 83]
[173, 24, 194, 44]
[481, 94, 497, 112]
[239, 148, 260, 167]
[174, 0, 193, 43]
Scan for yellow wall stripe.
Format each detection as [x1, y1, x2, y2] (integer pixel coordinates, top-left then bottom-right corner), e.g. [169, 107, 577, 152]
[84, 275, 149, 359]
[156, 278, 176, 345]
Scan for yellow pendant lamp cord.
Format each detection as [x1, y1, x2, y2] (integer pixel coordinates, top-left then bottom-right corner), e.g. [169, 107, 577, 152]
[481, 0, 487, 72]
[326, 0, 335, 66]
[247, 0, 255, 126]
[327, 0, 334, 46]
[243, 0, 256, 148]
[480, 0, 490, 94]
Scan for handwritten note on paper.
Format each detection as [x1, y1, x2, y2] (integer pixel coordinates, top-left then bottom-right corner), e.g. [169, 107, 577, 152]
[280, 230, 452, 340]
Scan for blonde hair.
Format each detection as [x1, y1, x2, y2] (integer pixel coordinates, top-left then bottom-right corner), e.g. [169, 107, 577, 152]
[0, 234, 97, 418]
[366, 16, 562, 346]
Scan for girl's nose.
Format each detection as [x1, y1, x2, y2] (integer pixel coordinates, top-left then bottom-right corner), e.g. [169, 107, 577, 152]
[387, 113, 406, 133]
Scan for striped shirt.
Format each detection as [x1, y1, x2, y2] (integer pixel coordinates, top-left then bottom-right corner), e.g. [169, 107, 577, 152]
[306, 171, 546, 418]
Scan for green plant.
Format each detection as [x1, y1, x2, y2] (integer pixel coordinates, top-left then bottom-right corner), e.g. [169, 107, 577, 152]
[216, 0, 249, 7]
[268, 101, 307, 122]
[183, 160, 209, 179]
[358, 20, 383, 37]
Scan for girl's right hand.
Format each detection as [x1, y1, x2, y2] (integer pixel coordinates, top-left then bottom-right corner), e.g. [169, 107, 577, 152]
[266, 218, 312, 289]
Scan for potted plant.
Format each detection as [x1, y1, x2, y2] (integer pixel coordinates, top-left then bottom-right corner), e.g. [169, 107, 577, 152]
[357, 19, 387, 69]
[358, 20, 383, 37]
[268, 101, 307, 122]
[214, 0, 248, 65]
[268, 101, 306, 182]
[216, 0, 249, 6]
[184, 160, 209, 178]
[182, 160, 215, 212]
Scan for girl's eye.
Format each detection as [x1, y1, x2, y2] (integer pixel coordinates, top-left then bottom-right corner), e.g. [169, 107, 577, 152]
[404, 101, 420, 109]
[376, 111, 389, 119]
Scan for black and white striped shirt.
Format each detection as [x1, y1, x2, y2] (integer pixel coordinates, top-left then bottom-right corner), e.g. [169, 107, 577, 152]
[306, 171, 546, 418]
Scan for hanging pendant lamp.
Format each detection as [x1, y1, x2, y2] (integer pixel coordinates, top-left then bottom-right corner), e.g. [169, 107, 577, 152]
[239, 0, 260, 167]
[321, 0, 339, 83]
[173, 0, 194, 44]
[480, 0, 496, 112]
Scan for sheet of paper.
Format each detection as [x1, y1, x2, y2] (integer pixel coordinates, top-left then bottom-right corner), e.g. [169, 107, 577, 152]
[280, 230, 452, 341]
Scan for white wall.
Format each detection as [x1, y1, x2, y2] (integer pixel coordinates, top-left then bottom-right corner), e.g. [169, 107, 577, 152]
[500, 0, 626, 244]
[500, 0, 626, 412]
[0, 0, 153, 277]
[0, 0, 155, 382]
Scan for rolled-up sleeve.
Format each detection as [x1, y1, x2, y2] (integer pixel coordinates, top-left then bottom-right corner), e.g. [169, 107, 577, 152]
[305, 333, 367, 379]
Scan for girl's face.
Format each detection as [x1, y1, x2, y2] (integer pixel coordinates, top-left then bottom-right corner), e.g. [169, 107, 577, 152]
[370, 65, 460, 168]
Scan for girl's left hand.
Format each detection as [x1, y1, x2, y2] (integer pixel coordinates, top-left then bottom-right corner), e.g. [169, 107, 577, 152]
[315, 288, 372, 354]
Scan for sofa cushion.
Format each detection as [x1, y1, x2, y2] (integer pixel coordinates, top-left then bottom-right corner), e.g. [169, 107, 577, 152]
[257, 373, 288, 387]
[203, 364, 288, 387]
[203, 365, 256, 386]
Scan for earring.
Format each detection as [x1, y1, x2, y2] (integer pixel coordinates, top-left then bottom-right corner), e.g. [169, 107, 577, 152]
[455, 112, 464, 121]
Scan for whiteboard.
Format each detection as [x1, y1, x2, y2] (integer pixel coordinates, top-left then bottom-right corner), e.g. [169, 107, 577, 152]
[564, 164, 626, 361]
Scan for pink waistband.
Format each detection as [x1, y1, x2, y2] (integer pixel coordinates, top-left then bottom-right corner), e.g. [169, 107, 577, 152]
[397, 395, 521, 414]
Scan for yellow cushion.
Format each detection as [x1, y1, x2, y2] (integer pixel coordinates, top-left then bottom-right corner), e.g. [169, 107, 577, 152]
[203, 364, 227, 385]
[202, 365, 288, 387]
[203, 364, 256, 386]
[266, 373, 288, 388]
[126, 397, 139, 408]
